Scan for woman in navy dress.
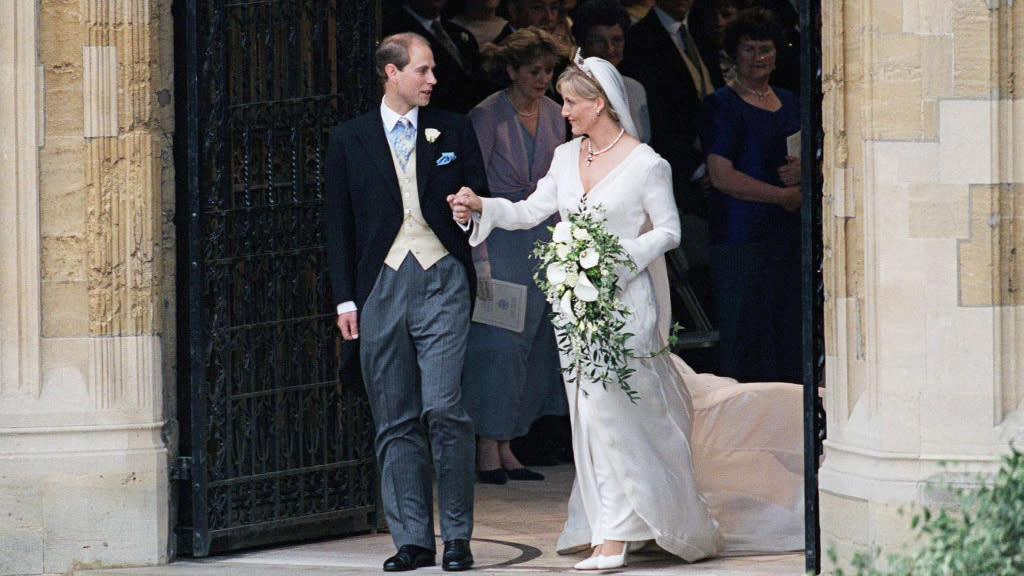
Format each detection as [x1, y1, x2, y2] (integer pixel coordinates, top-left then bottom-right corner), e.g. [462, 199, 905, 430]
[462, 27, 568, 484]
[701, 8, 802, 384]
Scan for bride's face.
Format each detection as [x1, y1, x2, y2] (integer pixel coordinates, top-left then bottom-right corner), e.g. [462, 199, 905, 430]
[560, 90, 602, 136]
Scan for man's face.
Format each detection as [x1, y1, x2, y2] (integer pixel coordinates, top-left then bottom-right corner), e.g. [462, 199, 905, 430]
[655, 0, 692, 21]
[386, 40, 437, 112]
[513, 0, 561, 32]
[709, 3, 738, 45]
[583, 24, 625, 68]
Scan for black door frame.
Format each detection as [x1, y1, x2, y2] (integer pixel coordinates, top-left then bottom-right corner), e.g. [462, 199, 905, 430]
[799, 0, 825, 573]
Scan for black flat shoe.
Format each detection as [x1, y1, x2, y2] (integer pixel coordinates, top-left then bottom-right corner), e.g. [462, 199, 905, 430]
[442, 539, 474, 571]
[383, 544, 435, 572]
[505, 467, 545, 481]
[477, 468, 508, 484]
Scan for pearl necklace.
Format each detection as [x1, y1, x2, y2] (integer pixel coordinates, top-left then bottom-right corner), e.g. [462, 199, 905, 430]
[735, 79, 772, 100]
[585, 128, 625, 167]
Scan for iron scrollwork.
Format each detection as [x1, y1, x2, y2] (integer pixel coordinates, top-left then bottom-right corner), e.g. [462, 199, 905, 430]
[178, 0, 380, 556]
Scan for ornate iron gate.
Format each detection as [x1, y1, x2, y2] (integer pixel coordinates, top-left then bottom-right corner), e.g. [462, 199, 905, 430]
[175, 0, 381, 556]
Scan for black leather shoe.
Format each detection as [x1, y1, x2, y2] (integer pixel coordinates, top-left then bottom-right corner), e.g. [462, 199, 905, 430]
[505, 467, 545, 481]
[476, 468, 508, 484]
[442, 539, 474, 571]
[383, 544, 435, 572]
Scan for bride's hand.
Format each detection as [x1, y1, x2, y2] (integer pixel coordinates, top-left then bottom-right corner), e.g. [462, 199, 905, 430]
[448, 187, 481, 222]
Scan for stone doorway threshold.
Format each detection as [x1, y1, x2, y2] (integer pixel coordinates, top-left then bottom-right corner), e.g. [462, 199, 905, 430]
[78, 465, 803, 576]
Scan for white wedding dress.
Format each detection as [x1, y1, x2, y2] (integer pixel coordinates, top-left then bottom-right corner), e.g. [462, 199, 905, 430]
[471, 137, 804, 561]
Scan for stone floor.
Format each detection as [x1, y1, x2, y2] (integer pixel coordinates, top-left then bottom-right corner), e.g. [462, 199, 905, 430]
[78, 465, 805, 576]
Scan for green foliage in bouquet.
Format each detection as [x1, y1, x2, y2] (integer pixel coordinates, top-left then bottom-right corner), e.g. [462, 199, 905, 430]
[825, 445, 1024, 576]
[532, 203, 640, 402]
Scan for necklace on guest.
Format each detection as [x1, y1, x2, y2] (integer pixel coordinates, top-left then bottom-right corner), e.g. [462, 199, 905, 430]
[585, 128, 625, 167]
[507, 90, 539, 117]
[735, 78, 772, 100]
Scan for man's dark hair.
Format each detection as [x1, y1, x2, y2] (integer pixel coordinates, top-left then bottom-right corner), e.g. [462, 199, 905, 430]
[571, 0, 631, 48]
[375, 32, 430, 82]
[723, 7, 784, 59]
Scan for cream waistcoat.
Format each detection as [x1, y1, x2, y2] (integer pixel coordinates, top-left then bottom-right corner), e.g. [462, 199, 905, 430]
[383, 147, 449, 270]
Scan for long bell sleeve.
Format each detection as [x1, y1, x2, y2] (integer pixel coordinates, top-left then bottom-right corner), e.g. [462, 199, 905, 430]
[618, 157, 681, 281]
[469, 148, 563, 247]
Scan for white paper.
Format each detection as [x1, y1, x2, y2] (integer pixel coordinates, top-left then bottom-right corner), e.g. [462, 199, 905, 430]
[786, 131, 801, 158]
[471, 279, 527, 333]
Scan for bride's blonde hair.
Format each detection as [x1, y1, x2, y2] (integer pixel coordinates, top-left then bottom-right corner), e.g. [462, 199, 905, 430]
[556, 66, 622, 125]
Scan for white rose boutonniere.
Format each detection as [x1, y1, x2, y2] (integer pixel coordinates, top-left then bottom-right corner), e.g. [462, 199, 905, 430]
[425, 128, 441, 143]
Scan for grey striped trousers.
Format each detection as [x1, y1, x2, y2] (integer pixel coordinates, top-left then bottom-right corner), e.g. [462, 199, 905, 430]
[359, 253, 475, 550]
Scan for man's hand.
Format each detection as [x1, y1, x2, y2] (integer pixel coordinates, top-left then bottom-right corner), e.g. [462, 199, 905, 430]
[337, 311, 359, 341]
[447, 186, 478, 224]
[447, 186, 482, 224]
[778, 155, 801, 187]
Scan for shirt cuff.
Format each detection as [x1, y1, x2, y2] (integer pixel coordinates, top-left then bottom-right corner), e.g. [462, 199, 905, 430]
[690, 162, 706, 182]
[336, 301, 357, 315]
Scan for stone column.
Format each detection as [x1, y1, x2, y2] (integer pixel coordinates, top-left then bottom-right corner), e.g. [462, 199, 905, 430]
[0, 0, 175, 573]
[819, 0, 1024, 569]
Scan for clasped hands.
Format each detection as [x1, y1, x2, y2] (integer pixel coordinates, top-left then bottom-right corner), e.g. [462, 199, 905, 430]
[777, 155, 802, 212]
[777, 155, 801, 187]
[446, 187, 482, 224]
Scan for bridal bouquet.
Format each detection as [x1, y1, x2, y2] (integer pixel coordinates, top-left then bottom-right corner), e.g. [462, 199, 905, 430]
[533, 203, 640, 403]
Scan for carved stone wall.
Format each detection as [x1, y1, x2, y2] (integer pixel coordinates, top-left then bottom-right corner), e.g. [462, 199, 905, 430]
[820, 0, 1024, 571]
[0, 0, 175, 572]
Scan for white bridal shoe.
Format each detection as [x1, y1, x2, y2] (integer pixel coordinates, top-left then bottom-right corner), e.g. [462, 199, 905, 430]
[596, 548, 628, 570]
[573, 554, 602, 570]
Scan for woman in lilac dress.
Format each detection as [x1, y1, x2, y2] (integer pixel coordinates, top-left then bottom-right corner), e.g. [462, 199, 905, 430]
[462, 27, 568, 484]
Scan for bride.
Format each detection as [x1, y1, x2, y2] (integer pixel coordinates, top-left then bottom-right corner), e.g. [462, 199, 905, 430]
[450, 54, 803, 570]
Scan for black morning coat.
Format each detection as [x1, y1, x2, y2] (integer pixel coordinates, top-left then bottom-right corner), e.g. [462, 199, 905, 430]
[322, 106, 488, 315]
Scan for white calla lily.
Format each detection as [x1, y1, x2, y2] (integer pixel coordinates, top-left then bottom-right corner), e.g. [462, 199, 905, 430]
[552, 221, 572, 243]
[579, 248, 600, 269]
[547, 262, 567, 285]
[556, 243, 571, 259]
[560, 290, 576, 323]
[572, 226, 591, 241]
[574, 272, 599, 302]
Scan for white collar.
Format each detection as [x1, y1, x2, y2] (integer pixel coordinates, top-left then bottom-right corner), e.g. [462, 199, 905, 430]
[652, 5, 688, 34]
[404, 4, 440, 34]
[380, 97, 419, 133]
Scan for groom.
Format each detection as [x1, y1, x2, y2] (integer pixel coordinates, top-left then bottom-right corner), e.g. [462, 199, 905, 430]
[322, 32, 487, 572]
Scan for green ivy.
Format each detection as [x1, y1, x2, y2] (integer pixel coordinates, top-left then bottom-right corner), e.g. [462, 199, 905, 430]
[824, 445, 1024, 576]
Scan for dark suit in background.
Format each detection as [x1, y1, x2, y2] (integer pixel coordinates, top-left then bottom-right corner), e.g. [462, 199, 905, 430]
[384, 3, 490, 113]
[621, 7, 714, 217]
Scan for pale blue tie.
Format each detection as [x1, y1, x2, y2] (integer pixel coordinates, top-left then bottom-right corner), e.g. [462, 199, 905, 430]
[390, 118, 415, 173]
